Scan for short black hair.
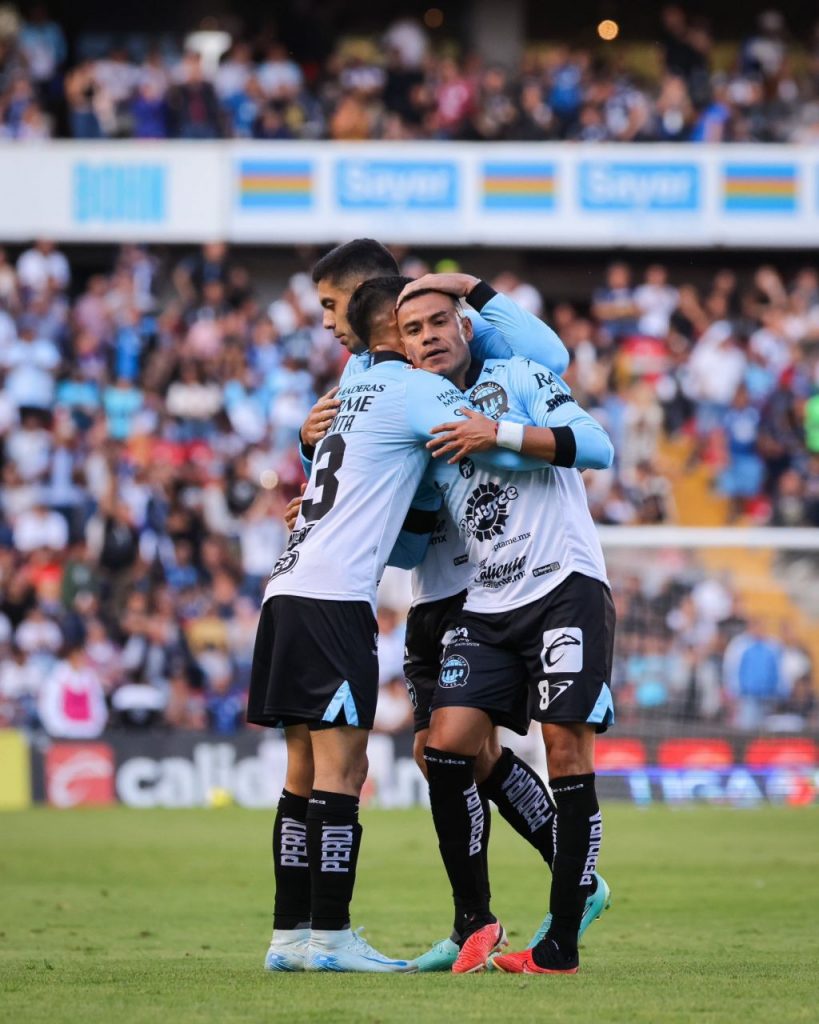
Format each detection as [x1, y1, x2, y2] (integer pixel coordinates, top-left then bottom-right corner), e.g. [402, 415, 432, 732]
[394, 288, 460, 311]
[347, 276, 412, 347]
[311, 238, 399, 286]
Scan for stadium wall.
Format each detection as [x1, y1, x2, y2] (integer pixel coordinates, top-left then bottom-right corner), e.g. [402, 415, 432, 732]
[2, 142, 818, 247]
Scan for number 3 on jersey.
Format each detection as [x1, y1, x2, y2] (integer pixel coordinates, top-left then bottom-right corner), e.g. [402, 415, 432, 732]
[301, 433, 346, 523]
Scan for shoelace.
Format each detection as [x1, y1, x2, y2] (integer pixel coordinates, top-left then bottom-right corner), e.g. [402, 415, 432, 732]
[350, 926, 376, 954]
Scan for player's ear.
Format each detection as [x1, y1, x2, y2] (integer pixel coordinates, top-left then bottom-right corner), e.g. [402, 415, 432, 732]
[458, 309, 474, 344]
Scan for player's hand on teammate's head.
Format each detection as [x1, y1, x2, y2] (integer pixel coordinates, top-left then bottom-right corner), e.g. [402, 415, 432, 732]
[300, 386, 340, 447]
[396, 272, 480, 309]
[284, 484, 306, 531]
[427, 407, 498, 463]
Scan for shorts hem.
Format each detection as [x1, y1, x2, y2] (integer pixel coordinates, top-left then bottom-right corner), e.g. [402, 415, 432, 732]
[431, 701, 528, 736]
[531, 712, 613, 735]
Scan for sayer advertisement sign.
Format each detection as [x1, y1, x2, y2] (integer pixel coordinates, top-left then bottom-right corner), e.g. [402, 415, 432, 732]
[578, 161, 700, 211]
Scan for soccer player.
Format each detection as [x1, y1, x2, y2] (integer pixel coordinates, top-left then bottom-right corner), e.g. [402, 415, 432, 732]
[287, 243, 579, 974]
[392, 282, 616, 975]
[251, 266, 557, 973]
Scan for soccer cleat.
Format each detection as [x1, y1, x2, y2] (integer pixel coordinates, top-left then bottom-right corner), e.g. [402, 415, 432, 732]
[305, 927, 417, 973]
[412, 937, 460, 973]
[525, 873, 611, 949]
[452, 922, 507, 974]
[264, 928, 310, 972]
[492, 944, 579, 975]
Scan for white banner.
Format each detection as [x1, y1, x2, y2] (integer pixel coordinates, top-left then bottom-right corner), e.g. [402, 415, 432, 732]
[0, 141, 817, 246]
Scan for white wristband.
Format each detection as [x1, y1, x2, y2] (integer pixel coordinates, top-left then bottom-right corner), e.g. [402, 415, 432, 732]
[496, 420, 525, 452]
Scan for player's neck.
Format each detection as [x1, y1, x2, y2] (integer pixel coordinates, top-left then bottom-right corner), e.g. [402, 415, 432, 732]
[369, 339, 407, 357]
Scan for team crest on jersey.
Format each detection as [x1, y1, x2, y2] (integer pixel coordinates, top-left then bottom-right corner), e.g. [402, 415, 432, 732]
[469, 381, 509, 419]
[440, 654, 470, 688]
[459, 458, 475, 479]
[270, 549, 299, 580]
[460, 483, 519, 541]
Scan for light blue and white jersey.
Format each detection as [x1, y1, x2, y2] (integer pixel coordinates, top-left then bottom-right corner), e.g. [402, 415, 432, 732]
[299, 291, 571, 606]
[431, 356, 612, 614]
[407, 292, 569, 605]
[266, 355, 539, 612]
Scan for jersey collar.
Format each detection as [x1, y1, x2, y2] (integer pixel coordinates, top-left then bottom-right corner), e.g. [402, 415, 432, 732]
[370, 350, 409, 365]
[465, 357, 484, 389]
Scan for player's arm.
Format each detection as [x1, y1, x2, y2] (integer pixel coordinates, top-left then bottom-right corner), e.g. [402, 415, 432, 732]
[427, 365, 613, 471]
[386, 474, 441, 569]
[397, 272, 569, 374]
[406, 371, 551, 473]
[297, 354, 369, 468]
[509, 359, 614, 470]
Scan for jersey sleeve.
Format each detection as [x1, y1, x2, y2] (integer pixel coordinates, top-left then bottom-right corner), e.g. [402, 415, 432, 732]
[298, 445, 313, 479]
[509, 358, 614, 470]
[385, 471, 442, 569]
[466, 290, 569, 374]
[404, 371, 469, 439]
[406, 369, 554, 473]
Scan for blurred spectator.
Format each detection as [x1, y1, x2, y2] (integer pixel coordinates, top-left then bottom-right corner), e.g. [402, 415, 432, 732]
[592, 263, 639, 342]
[717, 385, 764, 521]
[16, 240, 69, 296]
[373, 676, 414, 734]
[723, 620, 785, 730]
[37, 638, 108, 738]
[18, 5, 65, 91]
[167, 52, 223, 139]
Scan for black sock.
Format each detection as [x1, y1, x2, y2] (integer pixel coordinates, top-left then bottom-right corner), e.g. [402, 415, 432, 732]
[478, 747, 556, 868]
[543, 773, 602, 960]
[424, 747, 494, 940]
[480, 788, 492, 904]
[305, 790, 362, 931]
[272, 789, 311, 930]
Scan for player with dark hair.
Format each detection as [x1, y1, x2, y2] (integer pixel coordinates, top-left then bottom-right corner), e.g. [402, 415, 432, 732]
[346, 274, 612, 971]
[390, 280, 615, 975]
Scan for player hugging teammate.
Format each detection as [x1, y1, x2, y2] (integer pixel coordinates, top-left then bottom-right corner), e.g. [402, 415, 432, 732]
[248, 240, 615, 976]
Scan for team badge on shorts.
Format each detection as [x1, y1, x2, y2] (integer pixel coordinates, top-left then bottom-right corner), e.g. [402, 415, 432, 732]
[440, 654, 470, 687]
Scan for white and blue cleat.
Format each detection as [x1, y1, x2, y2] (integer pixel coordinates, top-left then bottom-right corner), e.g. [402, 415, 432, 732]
[305, 927, 417, 973]
[264, 928, 311, 972]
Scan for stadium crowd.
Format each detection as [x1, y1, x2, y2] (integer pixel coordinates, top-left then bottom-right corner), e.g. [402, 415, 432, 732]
[0, 239, 816, 738]
[1, 6, 819, 142]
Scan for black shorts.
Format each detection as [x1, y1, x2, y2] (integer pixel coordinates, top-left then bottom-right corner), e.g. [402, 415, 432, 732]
[246, 595, 378, 730]
[403, 590, 467, 732]
[431, 573, 616, 736]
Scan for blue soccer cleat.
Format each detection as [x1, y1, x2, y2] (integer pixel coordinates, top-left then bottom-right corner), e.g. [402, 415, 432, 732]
[305, 927, 417, 973]
[412, 937, 460, 973]
[264, 928, 311, 972]
[525, 872, 611, 949]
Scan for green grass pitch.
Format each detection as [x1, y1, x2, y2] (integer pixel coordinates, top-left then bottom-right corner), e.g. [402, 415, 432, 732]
[2, 804, 817, 1023]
